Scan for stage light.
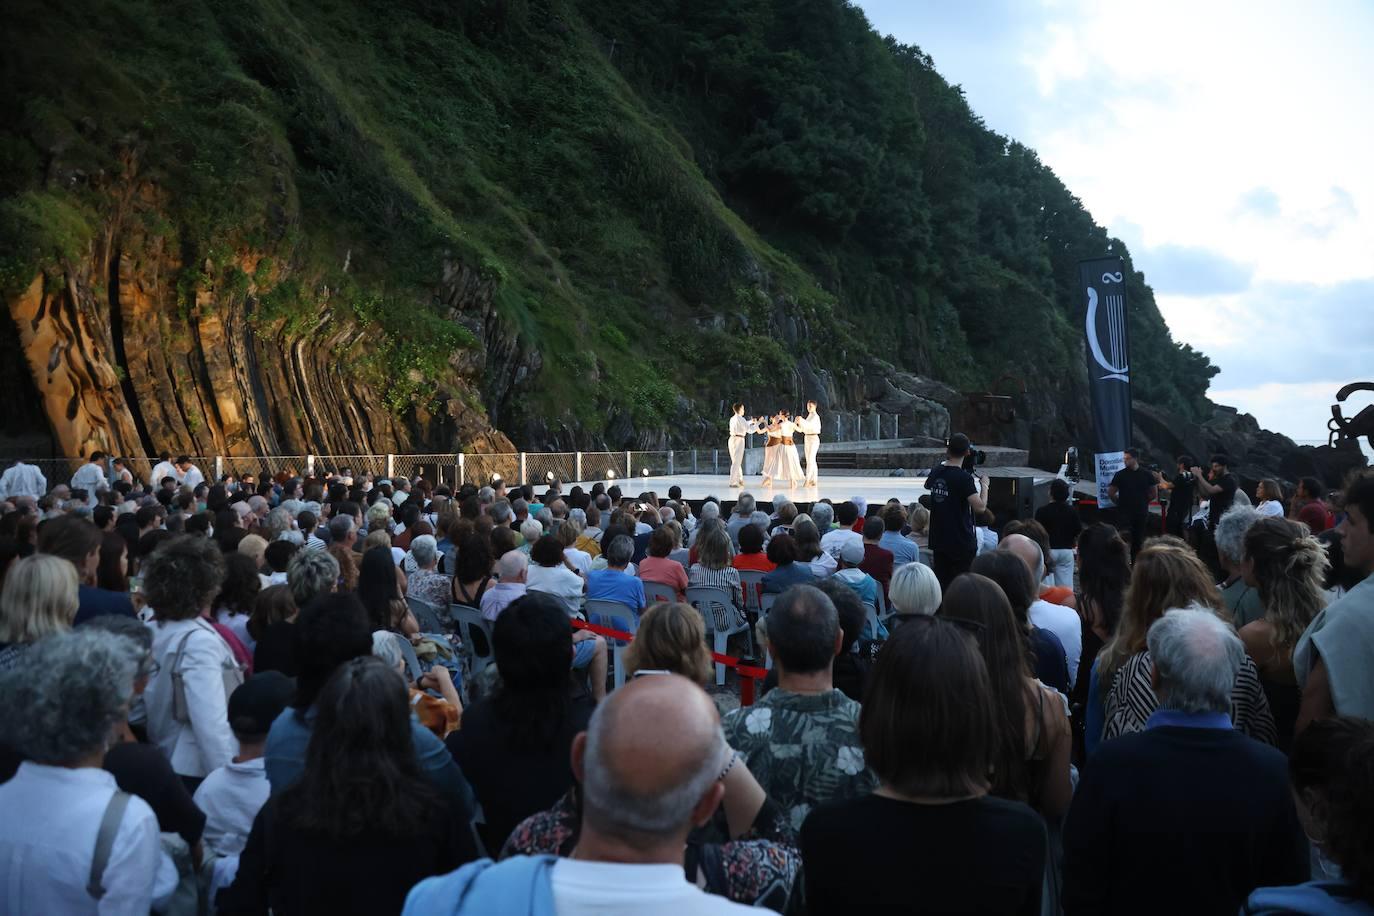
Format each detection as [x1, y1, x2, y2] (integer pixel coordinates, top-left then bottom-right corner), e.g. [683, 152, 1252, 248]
[491, 473, 502, 483]
[641, 468, 649, 477]
[606, 469, 616, 481]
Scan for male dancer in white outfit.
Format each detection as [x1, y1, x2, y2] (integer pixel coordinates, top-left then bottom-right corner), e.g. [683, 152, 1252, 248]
[796, 400, 822, 487]
[728, 404, 759, 487]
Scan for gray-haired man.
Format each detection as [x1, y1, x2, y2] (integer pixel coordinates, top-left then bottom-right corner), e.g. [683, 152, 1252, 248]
[1063, 608, 1305, 915]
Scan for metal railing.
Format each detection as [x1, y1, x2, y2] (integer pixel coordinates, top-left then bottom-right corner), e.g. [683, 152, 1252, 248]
[1, 450, 747, 490]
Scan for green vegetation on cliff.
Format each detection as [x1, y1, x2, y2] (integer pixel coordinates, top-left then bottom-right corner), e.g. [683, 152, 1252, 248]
[1, 0, 1216, 445]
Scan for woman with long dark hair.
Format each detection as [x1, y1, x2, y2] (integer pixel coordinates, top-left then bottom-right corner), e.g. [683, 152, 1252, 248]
[357, 545, 418, 637]
[221, 657, 477, 914]
[1074, 523, 1131, 762]
[941, 574, 1072, 819]
[96, 529, 130, 593]
[445, 592, 594, 853]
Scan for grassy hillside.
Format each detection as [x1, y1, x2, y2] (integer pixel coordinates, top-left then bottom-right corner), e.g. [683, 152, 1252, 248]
[1, 0, 1216, 449]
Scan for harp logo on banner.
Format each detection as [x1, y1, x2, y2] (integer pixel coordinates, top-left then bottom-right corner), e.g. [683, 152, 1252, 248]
[1080, 258, 1133, 507]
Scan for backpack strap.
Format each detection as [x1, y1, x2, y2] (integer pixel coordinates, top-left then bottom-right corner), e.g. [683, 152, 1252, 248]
[88, 789, 131, 899]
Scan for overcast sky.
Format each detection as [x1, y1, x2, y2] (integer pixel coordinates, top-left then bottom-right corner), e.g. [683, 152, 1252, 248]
[856, 0, 1374, 442]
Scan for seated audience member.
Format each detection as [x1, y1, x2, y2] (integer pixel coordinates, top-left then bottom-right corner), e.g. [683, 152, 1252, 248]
[858, 516, 894, 597]
[0, 630, 163, 913]
[142, 535, 241, 787]
[221, 657, 479, 915]
[761, 533, 815, 594]
[877, 503, 920, 567]
[689, 525, 746, 630]
[373, 631, 461, 739]
[799, 615, 1047, 915]
[1291, 476, 1334, 533]
[358, 545, 420, 638]
[970, 551, 1071, 695]
[941, 574, 1072, 819]
[556, 516, 592, 577]
[0, 554, 79, 671]
[405, 535, 451, 610]
[1244, 717, 1374, 912]
[1254, 478, 1286, 518]
[1000, 533, 1082, 688]
[793, 516, 837, 579]
[640, 526, 690, 601]
[38, 514, 136, 624]
[263, 539, 297, 587]
[480, 550, 529, 621]
[833, 539, 880, 614]
[623, 602, 714, 685]
[820, 502, 863, 558]
[97, 529, 130, 593]
[586, 534, 647, 617]
[446, 594, 596, 852]
[1097, 542, 1276, 748]
[451, 533, 495, 606]
[1216, 504, 1267, 628]
[723, 585, 876, 827]
[1294, 471, 1374, 726]
[194, 671, 295, 896]
[286, 547, 337, 610]
[407, 674, 759, 915]
[1238, 517, 1328, 750]
[726, 493, 755, 548]
[248, 585, 299, 677]
[526, 534, 585, 618]
[215, 552, 262, 655]
[814, 578, 877, 703]
[731, 521, 775, 573]
[1001, 519, 1074, 607]
[1064, 609, 1307, 915]
[238, 533, 270, 587]
[262, 592, 474, 811]
[886, 561, 942, 619]
[1034, 479, 1082, 587]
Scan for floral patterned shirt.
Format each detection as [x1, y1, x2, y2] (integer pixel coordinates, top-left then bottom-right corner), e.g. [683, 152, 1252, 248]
[722, 688, 877, 831]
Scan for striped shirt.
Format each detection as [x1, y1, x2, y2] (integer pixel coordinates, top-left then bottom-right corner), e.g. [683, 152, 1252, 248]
[688, 564, 745, 630]
[1103, 650, 1277, 746]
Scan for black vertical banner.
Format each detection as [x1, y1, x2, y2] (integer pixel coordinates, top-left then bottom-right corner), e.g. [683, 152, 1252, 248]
[1079, 257, 1132, 505]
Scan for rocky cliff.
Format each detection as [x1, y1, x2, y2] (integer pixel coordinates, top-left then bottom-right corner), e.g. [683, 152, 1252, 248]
[0, 0, 1338, 482]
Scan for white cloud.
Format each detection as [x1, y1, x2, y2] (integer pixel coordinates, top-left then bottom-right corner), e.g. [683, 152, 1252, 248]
[856, 0, 1374, 440]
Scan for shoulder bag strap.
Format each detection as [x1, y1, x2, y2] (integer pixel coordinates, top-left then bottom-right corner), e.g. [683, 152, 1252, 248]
[88, 789, 131, 899]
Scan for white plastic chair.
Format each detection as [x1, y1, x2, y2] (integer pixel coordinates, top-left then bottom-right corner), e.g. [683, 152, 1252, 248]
[584, 598, 640, 690]
[737, 569, 766, 613]
[686, 585, 752, 686]
[641, 581, 678, 606]
[449, 604, 496, 679]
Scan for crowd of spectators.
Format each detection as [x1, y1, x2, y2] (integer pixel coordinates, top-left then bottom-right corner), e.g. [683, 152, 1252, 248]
[0, 441, 1372, 915]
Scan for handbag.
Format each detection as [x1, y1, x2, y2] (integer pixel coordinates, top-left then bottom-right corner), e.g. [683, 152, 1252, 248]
[171, 620, 246, 724]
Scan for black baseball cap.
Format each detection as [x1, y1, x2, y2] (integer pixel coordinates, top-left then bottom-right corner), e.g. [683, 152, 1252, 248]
[228, 671, 295, 737]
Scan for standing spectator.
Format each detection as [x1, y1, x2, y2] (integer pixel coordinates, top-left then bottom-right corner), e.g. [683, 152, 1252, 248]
[1072, 524, 1130, 760]
[1064, 609, 1306, 915]
[1097, 543, 1276, 748]
[942, 574, 1072, 818]
[408, 674, 757, 916]
[0, 458, 46, 501]
[1291, 476, 1333, 533]
[38, 514, 136, 624]
[177, 455, 205, 490]
[142, 535, 241, 787]
[1034, 478, 1082, 586]
[69, 451, 109, 507]
[1216, 504, 1267, 628]
[1194, 453, 1241, 572]
[150, 452, 180, 490]
[877, 503, 920, 567]
[222, 658, 479, 914]
[924, 433, 989, 587]
[1244, 718, 1374, 912]
[799, 615, 1046, 915]
[1239, 517, 1329, 749]
[0, 554, 79, 671]
[642, 526, 691, 600]
[1106, 447, 1156, 559]
[1255, 479, 1286, 518]
[1294, 470, 1374, 727]
[1156, 455, 1197, 538]
[858, 517, 894, 601]
[0, 630, 162, 914]
[446, 594, 595, 853]
[761, 533, 815, 594]
[723, 585, 876, 829]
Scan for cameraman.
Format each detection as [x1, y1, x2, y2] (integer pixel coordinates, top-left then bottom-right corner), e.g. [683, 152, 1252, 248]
[1153, 455, 1197, 538]
[924, 433, 988, 588]
[1107, 447, 1156, 559]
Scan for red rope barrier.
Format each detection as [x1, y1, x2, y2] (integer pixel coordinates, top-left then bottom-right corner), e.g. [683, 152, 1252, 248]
[570, 617, 767, 702]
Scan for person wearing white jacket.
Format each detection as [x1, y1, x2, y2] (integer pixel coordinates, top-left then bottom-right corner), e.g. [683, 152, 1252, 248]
[141, 536, 240, 785]
[0, 459, 47, 501]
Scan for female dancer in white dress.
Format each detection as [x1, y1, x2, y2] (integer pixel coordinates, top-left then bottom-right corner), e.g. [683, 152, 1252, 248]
[760, 413, 782, 486]
[776, 413, 805, 486]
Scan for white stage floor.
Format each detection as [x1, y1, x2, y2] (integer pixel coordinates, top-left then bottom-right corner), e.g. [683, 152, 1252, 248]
[569, 473, 929, 506]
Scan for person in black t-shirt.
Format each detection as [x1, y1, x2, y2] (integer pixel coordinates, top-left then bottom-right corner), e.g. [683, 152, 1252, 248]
[1107, 448, 1157, 559]
[924, 433, 989, 589]
[1034, 478, 1083, 587]
[1154, 455, 1198, 538]
[1193, 454, 1240, 531]
[800, 610, 1046, 915]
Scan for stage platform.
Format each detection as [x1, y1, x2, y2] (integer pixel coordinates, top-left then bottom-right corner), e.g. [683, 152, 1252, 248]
[566, 466, 1067, 508]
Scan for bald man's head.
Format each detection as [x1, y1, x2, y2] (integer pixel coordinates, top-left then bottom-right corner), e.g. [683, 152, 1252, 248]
[576, 673, 726, 844]
[1000, 533, 1045, 583]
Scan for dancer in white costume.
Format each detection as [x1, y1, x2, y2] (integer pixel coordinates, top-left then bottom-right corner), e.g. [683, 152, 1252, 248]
[796, 400, 822, 487]
[776, 413, 805, 487]
[760, 413, 782, 486]
[727, 403, 760, 487]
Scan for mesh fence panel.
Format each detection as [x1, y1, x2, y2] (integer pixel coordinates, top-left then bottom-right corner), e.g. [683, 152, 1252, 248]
[461, 453, 518, 488]
[313, 455, 387, 478]
[393, 454, 460, 490]
[628, 451, 674, 477]
[578, 451, 624, 484]
[524, 453, 577, 488]
[220, 455, 309, 480]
